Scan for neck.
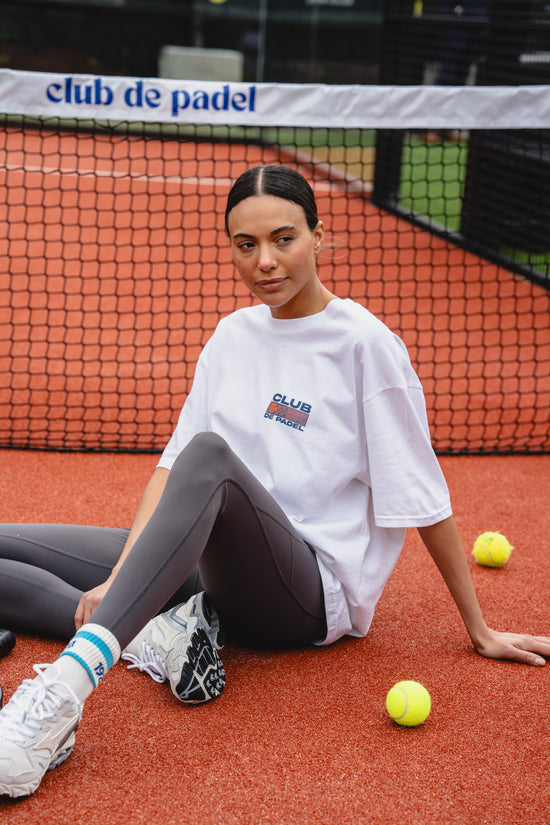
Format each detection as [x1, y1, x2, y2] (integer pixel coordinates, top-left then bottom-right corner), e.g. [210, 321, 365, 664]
[270, 284, 337, 320]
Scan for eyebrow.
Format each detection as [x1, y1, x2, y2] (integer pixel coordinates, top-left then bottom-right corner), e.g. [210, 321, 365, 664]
[232, 224, 297, 240]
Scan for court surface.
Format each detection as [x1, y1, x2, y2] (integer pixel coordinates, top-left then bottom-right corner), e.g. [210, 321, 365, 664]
[1, 122, 550, 823]
[0, 447, 549, 825]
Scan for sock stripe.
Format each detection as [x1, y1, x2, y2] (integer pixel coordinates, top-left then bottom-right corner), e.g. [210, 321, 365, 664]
[58, 624, 121, 690]
[73, 629, 115, 670]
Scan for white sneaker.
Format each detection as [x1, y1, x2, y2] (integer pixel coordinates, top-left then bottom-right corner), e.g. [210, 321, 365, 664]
[122, 592, 225, 704]
[0, 664, 82, 798]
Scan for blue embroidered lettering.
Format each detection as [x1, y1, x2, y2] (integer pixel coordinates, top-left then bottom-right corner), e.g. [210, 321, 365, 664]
[193, 90, 209, 110]
[171, 84, 256, 117]
[124, 80, 161, 109]
[46, 77, 113, 106]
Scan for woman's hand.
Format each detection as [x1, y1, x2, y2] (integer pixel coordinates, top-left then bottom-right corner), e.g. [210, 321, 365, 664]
[74, 578, 115, 630]
[473, 627, 550, 666]
[418, 518, 550, 667]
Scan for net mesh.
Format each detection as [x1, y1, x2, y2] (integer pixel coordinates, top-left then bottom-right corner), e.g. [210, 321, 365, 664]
[1, 82, 549, 455]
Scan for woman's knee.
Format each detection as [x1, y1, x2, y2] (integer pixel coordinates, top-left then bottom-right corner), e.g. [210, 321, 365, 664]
[190, 431, 231, 455]
[170, 432, 237, 486]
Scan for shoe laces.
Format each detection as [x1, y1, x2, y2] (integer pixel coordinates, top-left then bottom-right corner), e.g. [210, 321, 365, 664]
[123, 643, 170, 684]
[0, 664, 78, 745]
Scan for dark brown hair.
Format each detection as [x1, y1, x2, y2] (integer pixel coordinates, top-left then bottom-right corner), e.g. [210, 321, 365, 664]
[224, 165, 319, 234]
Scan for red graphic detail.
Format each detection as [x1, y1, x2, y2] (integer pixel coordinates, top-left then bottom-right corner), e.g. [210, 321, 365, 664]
[266, 401, 309, 427]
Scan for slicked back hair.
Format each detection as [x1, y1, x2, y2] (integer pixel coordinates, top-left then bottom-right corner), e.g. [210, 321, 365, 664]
[225, 165, 319, 234]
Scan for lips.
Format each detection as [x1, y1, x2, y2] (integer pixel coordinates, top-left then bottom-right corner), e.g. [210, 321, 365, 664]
[256, 277, 287, 292]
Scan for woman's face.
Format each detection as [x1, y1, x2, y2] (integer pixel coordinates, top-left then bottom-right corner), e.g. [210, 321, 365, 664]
[227, 194, 326, 319]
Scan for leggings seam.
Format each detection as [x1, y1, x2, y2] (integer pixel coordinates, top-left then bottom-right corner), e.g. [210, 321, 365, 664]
[0, 566, 80, 604]
[221, 479, 323, 620]
[0, 532, 116, 571]
[114, 475, 322, 628]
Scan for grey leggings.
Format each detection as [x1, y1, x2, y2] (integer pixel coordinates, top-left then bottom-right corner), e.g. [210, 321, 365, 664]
[0, 433, 327, 649]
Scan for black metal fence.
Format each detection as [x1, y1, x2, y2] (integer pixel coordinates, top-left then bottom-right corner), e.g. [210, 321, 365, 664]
[374, 0, 550, 289]
[0, 0, 383, 84]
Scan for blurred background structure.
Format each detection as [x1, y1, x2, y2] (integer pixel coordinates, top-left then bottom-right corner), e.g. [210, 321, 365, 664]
[0, 0, 382, 83]
[0, 1, 547, 86]
[0, 0, 540, 84]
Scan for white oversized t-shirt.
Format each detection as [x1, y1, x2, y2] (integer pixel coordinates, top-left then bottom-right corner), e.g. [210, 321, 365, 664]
[158, 298, 452, 644]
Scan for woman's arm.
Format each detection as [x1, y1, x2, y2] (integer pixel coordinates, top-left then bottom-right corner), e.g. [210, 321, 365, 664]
[74, 466, 170, 629]
[417, 516, 550, 666]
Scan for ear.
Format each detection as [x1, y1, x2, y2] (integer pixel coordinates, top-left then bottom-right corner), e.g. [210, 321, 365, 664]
[313, 220, 325, 254]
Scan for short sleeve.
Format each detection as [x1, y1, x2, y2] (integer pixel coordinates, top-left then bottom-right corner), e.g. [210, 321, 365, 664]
[363, 385, 452, 528]
[157, 348, 210, 470]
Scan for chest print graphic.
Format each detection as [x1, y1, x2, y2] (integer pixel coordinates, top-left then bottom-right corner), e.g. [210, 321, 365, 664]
[264, 393, 311, 432]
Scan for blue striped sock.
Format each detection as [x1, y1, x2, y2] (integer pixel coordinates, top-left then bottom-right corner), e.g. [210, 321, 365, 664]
[59, 623, 121, 689]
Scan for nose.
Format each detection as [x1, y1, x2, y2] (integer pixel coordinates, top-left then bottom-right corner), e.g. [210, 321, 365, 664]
[258, 243, 277, 271]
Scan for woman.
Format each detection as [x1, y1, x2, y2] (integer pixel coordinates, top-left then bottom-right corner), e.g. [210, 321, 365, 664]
[0, 164, 548, 799]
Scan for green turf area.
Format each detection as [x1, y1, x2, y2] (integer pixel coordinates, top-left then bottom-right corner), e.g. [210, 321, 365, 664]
[501, 247, 550, 276]
[398, 136, 468, 234]
[397, 135, 549, 282]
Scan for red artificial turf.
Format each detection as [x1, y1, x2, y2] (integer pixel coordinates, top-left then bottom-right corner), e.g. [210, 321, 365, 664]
[0, 448, 549, 825]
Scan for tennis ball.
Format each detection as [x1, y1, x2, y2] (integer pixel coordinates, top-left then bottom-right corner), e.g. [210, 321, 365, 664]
[472, 531, 513, 568]
[386, 680, 431, 727]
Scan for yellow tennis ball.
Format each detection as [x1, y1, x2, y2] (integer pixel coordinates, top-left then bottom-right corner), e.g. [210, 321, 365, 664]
[472, 531, 513, 568]
[386, 680, 431, 727]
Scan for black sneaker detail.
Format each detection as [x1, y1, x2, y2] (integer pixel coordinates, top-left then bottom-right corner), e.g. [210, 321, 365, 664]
[193, 594, 225, 650]
[175, 628, 225, 703]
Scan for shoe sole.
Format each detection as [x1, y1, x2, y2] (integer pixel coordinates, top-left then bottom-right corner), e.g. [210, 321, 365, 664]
[0, 730, 76, 799]
[175, 627, 225, 703]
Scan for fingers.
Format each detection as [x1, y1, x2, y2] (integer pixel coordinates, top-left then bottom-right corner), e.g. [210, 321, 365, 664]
[76, 581, 112, 628]
[508, 646, 546, 667]
[74, 598, 85, 631]
[511, 634, 550, 666]
[476, 630, 550, 667]
[74, 608, 83, 631]
[74, 591, 97, 631]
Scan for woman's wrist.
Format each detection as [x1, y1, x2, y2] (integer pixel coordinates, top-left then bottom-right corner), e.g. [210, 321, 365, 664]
[466, 618, 491, 650]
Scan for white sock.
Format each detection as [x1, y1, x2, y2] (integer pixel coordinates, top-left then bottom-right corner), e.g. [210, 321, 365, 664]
[52, 623, 121, 703]
[48, 656, 96, 703]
